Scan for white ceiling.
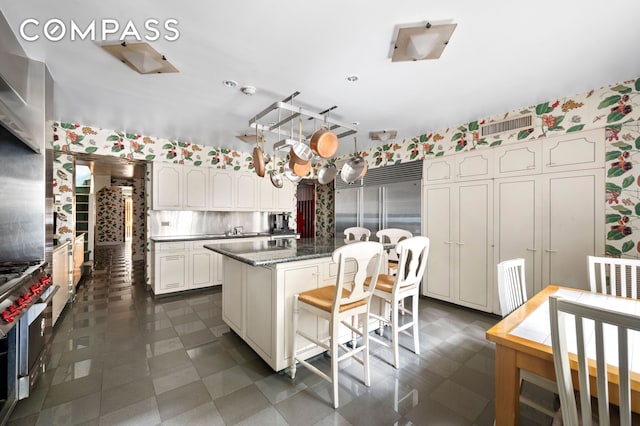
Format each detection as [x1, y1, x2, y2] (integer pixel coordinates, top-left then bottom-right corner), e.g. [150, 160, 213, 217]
[1, 0, 640, 156]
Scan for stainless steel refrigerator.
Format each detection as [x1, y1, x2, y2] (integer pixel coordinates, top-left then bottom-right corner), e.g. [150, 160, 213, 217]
[335, 161, 422, 237]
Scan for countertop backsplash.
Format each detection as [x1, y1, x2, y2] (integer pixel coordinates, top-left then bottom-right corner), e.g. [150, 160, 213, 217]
[149, 210, 271, 238]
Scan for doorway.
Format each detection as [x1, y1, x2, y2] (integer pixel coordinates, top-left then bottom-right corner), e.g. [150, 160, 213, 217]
[296, 180, 315, 238]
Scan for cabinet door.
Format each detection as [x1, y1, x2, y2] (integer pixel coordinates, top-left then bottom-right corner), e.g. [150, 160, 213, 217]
[455, 150, 493, 182]
[191, 250, 213, 289]
[542, 129, 604, 173]
[157, 252, 187, 293]
[283, 266, 319, 360]
[246, 267, 274, 359]
[183, 166, 208, 210]
[493, 141, 542, 177]
[542, 169, 604, 291]
[222, 258, 244, 334]
[52, 246, 70, 325]
[494, 176, 542, 301]
[455, 180, 493, 312]
[275, 179, 295, 212]
[210, 169, 234, 210]
[214, 252, 223, 285]
[423, 157, 454, 185]
[236, 172, 258, 210]
[422, 184, 454, 301]
[152, 163, 182, 210]
[258, 175, 276, 211]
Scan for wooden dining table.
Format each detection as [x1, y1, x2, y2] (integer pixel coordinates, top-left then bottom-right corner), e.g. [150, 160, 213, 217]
[485, 285, 640, 425]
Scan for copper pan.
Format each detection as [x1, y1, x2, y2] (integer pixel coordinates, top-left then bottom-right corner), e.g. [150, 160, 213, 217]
[289, 149, 311, 177]
[253, 146, 265, 178]
[310, 127, 338, 158]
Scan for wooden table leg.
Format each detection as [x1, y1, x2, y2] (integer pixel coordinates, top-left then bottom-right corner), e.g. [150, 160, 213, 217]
[494, 345, 519, 426]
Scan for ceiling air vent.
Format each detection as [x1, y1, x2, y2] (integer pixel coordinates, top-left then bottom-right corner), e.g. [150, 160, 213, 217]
[480, 115, 532, 137]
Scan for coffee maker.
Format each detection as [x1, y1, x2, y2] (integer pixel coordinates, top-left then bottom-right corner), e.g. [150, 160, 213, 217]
[269, 213, 292, 234]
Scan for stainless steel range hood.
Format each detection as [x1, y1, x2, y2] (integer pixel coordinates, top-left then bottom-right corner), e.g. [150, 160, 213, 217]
[0, 11, 46, 154]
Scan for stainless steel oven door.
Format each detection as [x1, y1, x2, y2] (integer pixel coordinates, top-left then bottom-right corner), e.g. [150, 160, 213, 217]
[17, 285, 57, 399]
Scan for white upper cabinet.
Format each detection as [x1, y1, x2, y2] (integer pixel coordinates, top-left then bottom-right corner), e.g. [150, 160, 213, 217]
[235, 172, 258, 211]
[423, 148, 493, 184]
[275, 179, 295, 212]
[209, 168, 234, 210]
[183, 165, 209, 210]
[258, 175, 276, 211]
[542, 128, 604, 173]
[152, 163, 183, 210]
[493, 141, 543, 177]
[152, 163, 294, 213]
[423, 157, 454, 184]
[455, 150, 493, 181]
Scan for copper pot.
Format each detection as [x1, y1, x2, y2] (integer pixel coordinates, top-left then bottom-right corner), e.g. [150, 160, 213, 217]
[289, 142, 312, 165]
[310, 127, 338, 158]
[253, 146, 265, 177]
[289, 152, 311, 177]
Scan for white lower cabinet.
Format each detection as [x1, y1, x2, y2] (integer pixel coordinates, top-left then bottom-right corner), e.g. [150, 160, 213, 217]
[191, 249, 215, 289]
[422, 180, 494, 313]
[222, 257, 244, 333]
[151, 238, 267, 295]
[157, 252, 188, 293]
[282, 265, 320, 359]
[52, 242, 71, 326]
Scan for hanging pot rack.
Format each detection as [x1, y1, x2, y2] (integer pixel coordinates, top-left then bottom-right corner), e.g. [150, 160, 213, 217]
[248, 91, 358, 152]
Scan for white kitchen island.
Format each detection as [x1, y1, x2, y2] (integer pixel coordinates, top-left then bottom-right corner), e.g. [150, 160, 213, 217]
[204, 238, 387, 371]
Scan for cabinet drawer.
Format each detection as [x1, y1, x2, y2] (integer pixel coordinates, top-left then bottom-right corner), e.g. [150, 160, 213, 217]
[154, 242, 188, 251]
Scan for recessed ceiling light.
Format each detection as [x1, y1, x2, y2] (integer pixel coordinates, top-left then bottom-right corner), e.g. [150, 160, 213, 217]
[222, 80, 238, 88]
[346, 74, 359, 83]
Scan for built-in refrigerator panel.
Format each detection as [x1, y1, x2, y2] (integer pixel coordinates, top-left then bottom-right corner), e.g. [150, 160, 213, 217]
[335, 186, 360, 237]
[383, 180, 421, 235]
[361, 185, 381, 237]
[334, 161, 423, 240]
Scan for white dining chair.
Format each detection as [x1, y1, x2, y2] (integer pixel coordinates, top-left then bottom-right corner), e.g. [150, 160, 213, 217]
[549, 295, 640, 425]
[376, 228, 413, 275]
[588, 255, 640, 299]
[496, 258, 558, 418]
[367, 236, 429, 368]
[290, 241, 383, 408]
[344, 227, 371, 243]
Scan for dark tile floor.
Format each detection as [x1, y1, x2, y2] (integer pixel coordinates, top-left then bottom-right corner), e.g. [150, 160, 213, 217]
[7, 245, 558, 425]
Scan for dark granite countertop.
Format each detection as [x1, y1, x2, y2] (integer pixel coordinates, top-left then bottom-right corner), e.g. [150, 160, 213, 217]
[204, 238, 390, 267]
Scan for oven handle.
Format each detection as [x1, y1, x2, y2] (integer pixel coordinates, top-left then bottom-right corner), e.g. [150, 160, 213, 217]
[27, 286, 58, 326]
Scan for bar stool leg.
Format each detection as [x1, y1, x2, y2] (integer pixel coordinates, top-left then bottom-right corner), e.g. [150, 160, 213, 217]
[330, 318, 340, 409]
[412, 295, 420, 355]
[290, 295, 299, 379]
[392, 297, 400, 369]
[363, 311, 370, 387]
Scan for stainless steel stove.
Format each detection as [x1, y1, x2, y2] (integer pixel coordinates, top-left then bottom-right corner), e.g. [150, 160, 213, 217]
[0, 261, 55, 424]
[0, 262, 52, 333]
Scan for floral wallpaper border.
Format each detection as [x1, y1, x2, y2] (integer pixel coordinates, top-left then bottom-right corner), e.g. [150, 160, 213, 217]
[50, 76, 640, 258]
